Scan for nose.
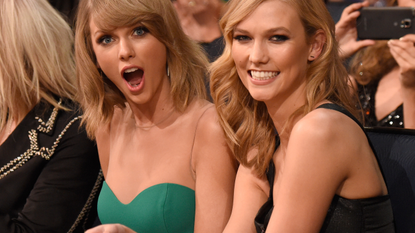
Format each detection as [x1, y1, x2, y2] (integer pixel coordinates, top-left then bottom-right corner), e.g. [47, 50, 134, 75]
[118, 38, 135, 61]
[249, 41, 269, 65]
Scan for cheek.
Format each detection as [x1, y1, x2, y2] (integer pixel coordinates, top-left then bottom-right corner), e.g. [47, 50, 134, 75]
[231, 44, 245, 70]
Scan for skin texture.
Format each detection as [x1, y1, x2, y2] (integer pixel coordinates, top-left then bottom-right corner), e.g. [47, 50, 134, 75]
[86, 15, 237, 233]
[337, 0, 415, 128]
[172, 0, 223, 43]
[223, 1, 388, 232]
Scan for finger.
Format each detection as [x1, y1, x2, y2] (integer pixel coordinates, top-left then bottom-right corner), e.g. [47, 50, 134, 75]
[341, 1, 367, 17]
[399, 34, 415, 43]
[389, 39, 415, 53]
[389, 42, 415, 71]
[355, 39, 376, 49]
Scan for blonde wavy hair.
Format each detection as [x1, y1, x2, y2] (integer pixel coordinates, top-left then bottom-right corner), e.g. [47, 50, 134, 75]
[0, 0, 76, 129]
[210, 0, 358, 176]
[75, 0, 209, 139]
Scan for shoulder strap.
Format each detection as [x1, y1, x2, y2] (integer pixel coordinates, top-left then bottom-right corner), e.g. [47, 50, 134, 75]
[317, 103, 364, 132]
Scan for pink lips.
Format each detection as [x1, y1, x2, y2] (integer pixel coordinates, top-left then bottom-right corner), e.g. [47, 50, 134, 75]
[121, 65, 144, 92]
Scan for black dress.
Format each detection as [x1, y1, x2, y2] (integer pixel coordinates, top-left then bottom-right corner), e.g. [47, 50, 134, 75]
[0, 99, 102, 232]
[255, 103, 395, 233]
[358, 81, 404, 128]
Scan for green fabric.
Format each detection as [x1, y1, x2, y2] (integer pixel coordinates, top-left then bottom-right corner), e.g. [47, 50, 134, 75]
[98, 181, 195, 233]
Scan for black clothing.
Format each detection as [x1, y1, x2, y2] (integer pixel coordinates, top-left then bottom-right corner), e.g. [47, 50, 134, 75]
[200, 36, 225, 63]
[358, 81, 404, 128]
[0, 99, 102, 232]
[255, 103, 395, 233]
[200, 36, 225, 101]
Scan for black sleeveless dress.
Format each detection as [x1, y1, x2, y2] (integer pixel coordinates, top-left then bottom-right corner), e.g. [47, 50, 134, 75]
[254, 103, 395, 233]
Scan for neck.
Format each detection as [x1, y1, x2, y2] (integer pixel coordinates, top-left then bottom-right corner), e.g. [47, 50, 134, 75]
[265, 89, 306, 147]
[127, 82, 177, 129]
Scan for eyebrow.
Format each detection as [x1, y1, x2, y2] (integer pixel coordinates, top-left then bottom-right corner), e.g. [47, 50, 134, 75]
[234, 26, 290, 35]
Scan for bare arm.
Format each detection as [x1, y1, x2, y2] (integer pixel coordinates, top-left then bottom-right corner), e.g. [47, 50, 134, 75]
[388, 34, 415, 129]
[192, 107, 238, 233]
[223, 164, 269, 233]
[266, 110, 367, 232]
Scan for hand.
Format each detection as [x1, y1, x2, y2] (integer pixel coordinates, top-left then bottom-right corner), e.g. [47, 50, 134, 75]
[85, 224, 137, 233]
[388, 34, 415, 88]
[335, 1, 375, 59]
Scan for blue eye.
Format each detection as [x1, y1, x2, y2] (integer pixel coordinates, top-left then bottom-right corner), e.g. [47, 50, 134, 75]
[270, 35, 288, 42]
[133, 26, 148, 36]
[98, 36, 113, 45]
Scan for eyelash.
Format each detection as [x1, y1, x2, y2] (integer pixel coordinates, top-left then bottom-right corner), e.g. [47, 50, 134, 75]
[97, 36, 113, 45]
[133, 26, 149, 36]
[271, 35, 288, 42]
[233, 35, 289, 42]
[233, 35, 250, 41]
[97, 26, 149, 45]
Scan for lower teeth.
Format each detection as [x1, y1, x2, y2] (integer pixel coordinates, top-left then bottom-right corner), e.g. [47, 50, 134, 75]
[129, 82, 140, 87]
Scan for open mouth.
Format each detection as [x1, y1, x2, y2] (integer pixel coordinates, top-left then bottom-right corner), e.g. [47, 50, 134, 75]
[249, 70, 280, 80]
[123, 67, 144, 87]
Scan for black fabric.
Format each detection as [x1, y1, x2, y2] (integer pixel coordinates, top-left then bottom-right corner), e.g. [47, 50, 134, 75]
[357, 81, 404, 128]
[0, 99, 102, 233]
[200, 36, 225, 102]
[366, 127, 415, 233]
[254, 103, 395, 233]
[200, 36, 224, 63]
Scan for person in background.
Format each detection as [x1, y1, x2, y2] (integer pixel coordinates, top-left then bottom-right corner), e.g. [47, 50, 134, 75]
[336, 0, 415, 128]
[49, 0, 79, 27]
[172, 0, 227, 62]
[0, 0, 101, 232]
[74, 0, 237, 232]
[172, 0, 228, 100]
[210, 0, 394, 232]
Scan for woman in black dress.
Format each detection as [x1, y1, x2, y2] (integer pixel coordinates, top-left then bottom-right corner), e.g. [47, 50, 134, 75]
[0, 0, 101, 232]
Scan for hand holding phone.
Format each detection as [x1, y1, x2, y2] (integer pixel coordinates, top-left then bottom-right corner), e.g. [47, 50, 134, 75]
[357, 7, 415, 40]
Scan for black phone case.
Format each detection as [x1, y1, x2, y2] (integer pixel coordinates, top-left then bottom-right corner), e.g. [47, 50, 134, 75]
[357, 7, 415, 40]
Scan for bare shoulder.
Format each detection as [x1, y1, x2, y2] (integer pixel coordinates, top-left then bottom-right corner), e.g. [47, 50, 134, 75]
[187, 99, 223, 136]
[191, 99, 237, 171]
[292, 106, 364, 144]
[289, 106, 367, 163]
[95, 105, 127, 178]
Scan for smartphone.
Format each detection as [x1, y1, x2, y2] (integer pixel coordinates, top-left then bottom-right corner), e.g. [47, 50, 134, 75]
[356, 7, 415, 40]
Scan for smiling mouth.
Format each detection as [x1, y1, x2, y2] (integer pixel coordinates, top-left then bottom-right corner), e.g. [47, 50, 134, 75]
[250, 71, 280, 80]
[123, 68, 143, 87]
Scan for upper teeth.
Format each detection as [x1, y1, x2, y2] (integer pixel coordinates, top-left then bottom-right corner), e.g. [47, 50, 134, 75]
[124, 68, 138, 73]
[251, 71, 279, 80]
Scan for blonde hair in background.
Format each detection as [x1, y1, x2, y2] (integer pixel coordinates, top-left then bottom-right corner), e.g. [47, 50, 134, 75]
[210, 0, 358, 176]
[75, 0, 209, 139]
[0, 0, 76, 130]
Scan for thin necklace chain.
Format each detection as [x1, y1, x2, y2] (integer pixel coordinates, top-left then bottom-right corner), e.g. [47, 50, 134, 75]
[135, 109, 176, 129]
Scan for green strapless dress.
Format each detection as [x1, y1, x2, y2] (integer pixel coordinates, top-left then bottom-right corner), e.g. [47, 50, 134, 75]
[98, 181, 195, 233]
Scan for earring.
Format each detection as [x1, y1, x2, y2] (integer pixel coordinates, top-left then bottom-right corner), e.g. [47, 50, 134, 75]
[310, 55, 315, 59]
[166, 64, 170, 78]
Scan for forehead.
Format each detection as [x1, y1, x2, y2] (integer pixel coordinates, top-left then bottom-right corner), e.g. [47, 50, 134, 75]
[235, 0, 302, 33]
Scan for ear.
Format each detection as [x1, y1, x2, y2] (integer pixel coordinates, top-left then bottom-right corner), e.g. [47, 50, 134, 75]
[308, 29, 326, 62]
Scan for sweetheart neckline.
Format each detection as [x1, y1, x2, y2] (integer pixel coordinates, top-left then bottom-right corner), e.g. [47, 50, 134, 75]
[103, 181, 195, 205]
